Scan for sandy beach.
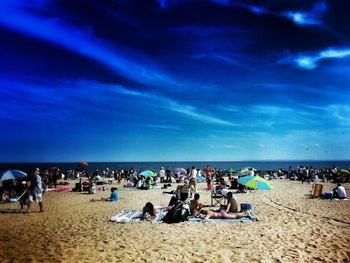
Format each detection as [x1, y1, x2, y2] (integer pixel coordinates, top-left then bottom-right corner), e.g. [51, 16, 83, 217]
[0, 180, 349, 263]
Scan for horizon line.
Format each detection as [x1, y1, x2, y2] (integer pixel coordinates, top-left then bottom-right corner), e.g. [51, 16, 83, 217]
[1, 159, 349, 164]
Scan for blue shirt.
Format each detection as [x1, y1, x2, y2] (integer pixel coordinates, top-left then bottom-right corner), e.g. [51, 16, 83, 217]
[108, 191, 119, 202]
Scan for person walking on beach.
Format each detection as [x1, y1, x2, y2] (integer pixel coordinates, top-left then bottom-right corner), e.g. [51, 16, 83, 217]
[27, 168, 44, 213]
[165, 167, 172, 183]
[159, 167, 165, 183]
[189, 166, 197, 193]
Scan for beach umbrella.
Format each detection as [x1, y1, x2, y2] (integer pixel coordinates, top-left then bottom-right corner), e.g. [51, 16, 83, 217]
[238, 175, 273, 190]
[238, 175, 273, 211]
[174, 168, 187, 175]
[238, 167, 257, 177]
[340, 169, 349, 174]
[0, 170, 27, 181]
[139, 170, 155, 177]
[228, 168, 236, 173]
[79, 161, 88, 166]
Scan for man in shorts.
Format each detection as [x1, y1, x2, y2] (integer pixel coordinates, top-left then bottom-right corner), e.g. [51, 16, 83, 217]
[28, 168, 44, 213]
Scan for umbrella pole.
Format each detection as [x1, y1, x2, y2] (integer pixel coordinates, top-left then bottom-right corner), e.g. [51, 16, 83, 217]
[252, 191, 256, 212]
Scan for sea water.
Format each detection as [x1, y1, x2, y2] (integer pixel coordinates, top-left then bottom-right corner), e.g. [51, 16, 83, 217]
[0, 160, 349, 173]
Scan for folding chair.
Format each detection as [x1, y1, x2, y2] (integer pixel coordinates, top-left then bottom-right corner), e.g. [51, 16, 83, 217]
[211, 186, 227, 207]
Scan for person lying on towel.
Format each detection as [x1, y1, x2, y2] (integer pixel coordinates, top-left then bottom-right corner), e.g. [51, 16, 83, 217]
[142, 202, 156, 220]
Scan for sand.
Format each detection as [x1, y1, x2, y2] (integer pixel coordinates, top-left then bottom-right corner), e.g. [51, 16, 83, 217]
[0, 180, 349, 263]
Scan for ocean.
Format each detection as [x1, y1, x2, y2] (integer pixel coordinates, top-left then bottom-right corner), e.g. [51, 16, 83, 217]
[0, 160, 349, 173]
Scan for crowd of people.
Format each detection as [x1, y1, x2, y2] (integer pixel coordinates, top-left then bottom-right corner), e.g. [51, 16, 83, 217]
[0, 164, 348, 220]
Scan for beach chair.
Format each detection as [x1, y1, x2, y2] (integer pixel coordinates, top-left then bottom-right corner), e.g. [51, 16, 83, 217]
[211, 186, 227, 207]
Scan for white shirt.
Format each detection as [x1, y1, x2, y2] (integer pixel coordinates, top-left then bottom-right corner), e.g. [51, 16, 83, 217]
[336, 186, 347, 198]
[159, 169, 165, 178]
[221, 188, 229, 197]
[190, 169, 197, 179]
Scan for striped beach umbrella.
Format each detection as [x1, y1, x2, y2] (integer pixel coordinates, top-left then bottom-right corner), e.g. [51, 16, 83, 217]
[238, 167, 257, 177]
[238, 175, 273, 190]
[238, 175, 273, 211]
[0, 170, 27, 181]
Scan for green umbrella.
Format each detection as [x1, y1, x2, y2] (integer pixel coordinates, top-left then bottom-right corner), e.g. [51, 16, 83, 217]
[139, 170, 155, 177]
[238, 175, 273, 211]
[228, 168, 236, 173]
[340, 169, 349, 174]
[238, 167, 257, 177]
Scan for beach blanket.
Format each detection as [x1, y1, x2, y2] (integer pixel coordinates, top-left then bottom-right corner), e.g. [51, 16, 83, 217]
[122, 185, 161, 191]
[46, 187, 72, 193]
[110, 208, 168, 223]
[196, 176, 206, 183]
[188, 217, 253, 223]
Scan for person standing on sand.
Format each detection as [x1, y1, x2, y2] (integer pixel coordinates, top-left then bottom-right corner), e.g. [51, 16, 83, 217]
[189, 166, 197, 193]
[27, 168, 44, 213]
[159, 167, 165, 183]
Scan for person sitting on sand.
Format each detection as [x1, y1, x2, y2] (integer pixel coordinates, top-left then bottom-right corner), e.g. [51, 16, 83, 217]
[224, 191, 238, 213]
[189, 193, 203, 216]
[0, 190, 9, 204]
[333, 183, 347, 199]
[90, 187, 119, 202]
[142, 202, 156, 220]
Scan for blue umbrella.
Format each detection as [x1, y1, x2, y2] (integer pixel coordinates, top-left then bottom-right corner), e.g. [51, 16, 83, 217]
[174, 168, 187, 175]
[238, 167, 257, 177]
[0, 170, 27, 181]
[139, 170, 155, 177]
[238, 175, 273, 190]
[238, 175, 273, 211]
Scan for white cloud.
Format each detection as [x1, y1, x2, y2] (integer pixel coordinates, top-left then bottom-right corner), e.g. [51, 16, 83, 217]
[114, 85, 237, 127]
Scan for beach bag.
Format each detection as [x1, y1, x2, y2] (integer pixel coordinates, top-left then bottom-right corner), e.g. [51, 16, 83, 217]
[162, 202, 189, 224]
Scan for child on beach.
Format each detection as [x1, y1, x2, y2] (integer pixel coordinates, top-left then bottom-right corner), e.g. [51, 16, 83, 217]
[90, 187, 119, 202]
[18, 181, 29, 209]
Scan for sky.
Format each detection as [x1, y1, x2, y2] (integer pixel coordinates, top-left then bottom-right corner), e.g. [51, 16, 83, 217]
[0, 0, 349, 162]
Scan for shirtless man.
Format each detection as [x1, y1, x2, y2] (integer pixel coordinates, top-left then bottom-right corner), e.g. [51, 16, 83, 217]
[189, 193, 203, 216]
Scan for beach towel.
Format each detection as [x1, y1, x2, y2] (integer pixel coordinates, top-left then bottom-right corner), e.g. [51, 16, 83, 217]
[188, 217, 253, 223]
[46, 187, 72, 193]
[110, 208, 168, 223]
[196, 176, 206, 183]
[123, 185, 161, 191]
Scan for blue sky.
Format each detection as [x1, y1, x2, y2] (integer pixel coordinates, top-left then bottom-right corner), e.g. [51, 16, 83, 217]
[0, 0, 349, 162]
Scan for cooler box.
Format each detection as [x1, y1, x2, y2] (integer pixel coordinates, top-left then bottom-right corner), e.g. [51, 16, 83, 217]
[241, 203, 252, 211]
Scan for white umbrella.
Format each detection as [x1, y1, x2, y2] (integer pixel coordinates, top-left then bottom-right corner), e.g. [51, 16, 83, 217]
[0, 170, 27, 181]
